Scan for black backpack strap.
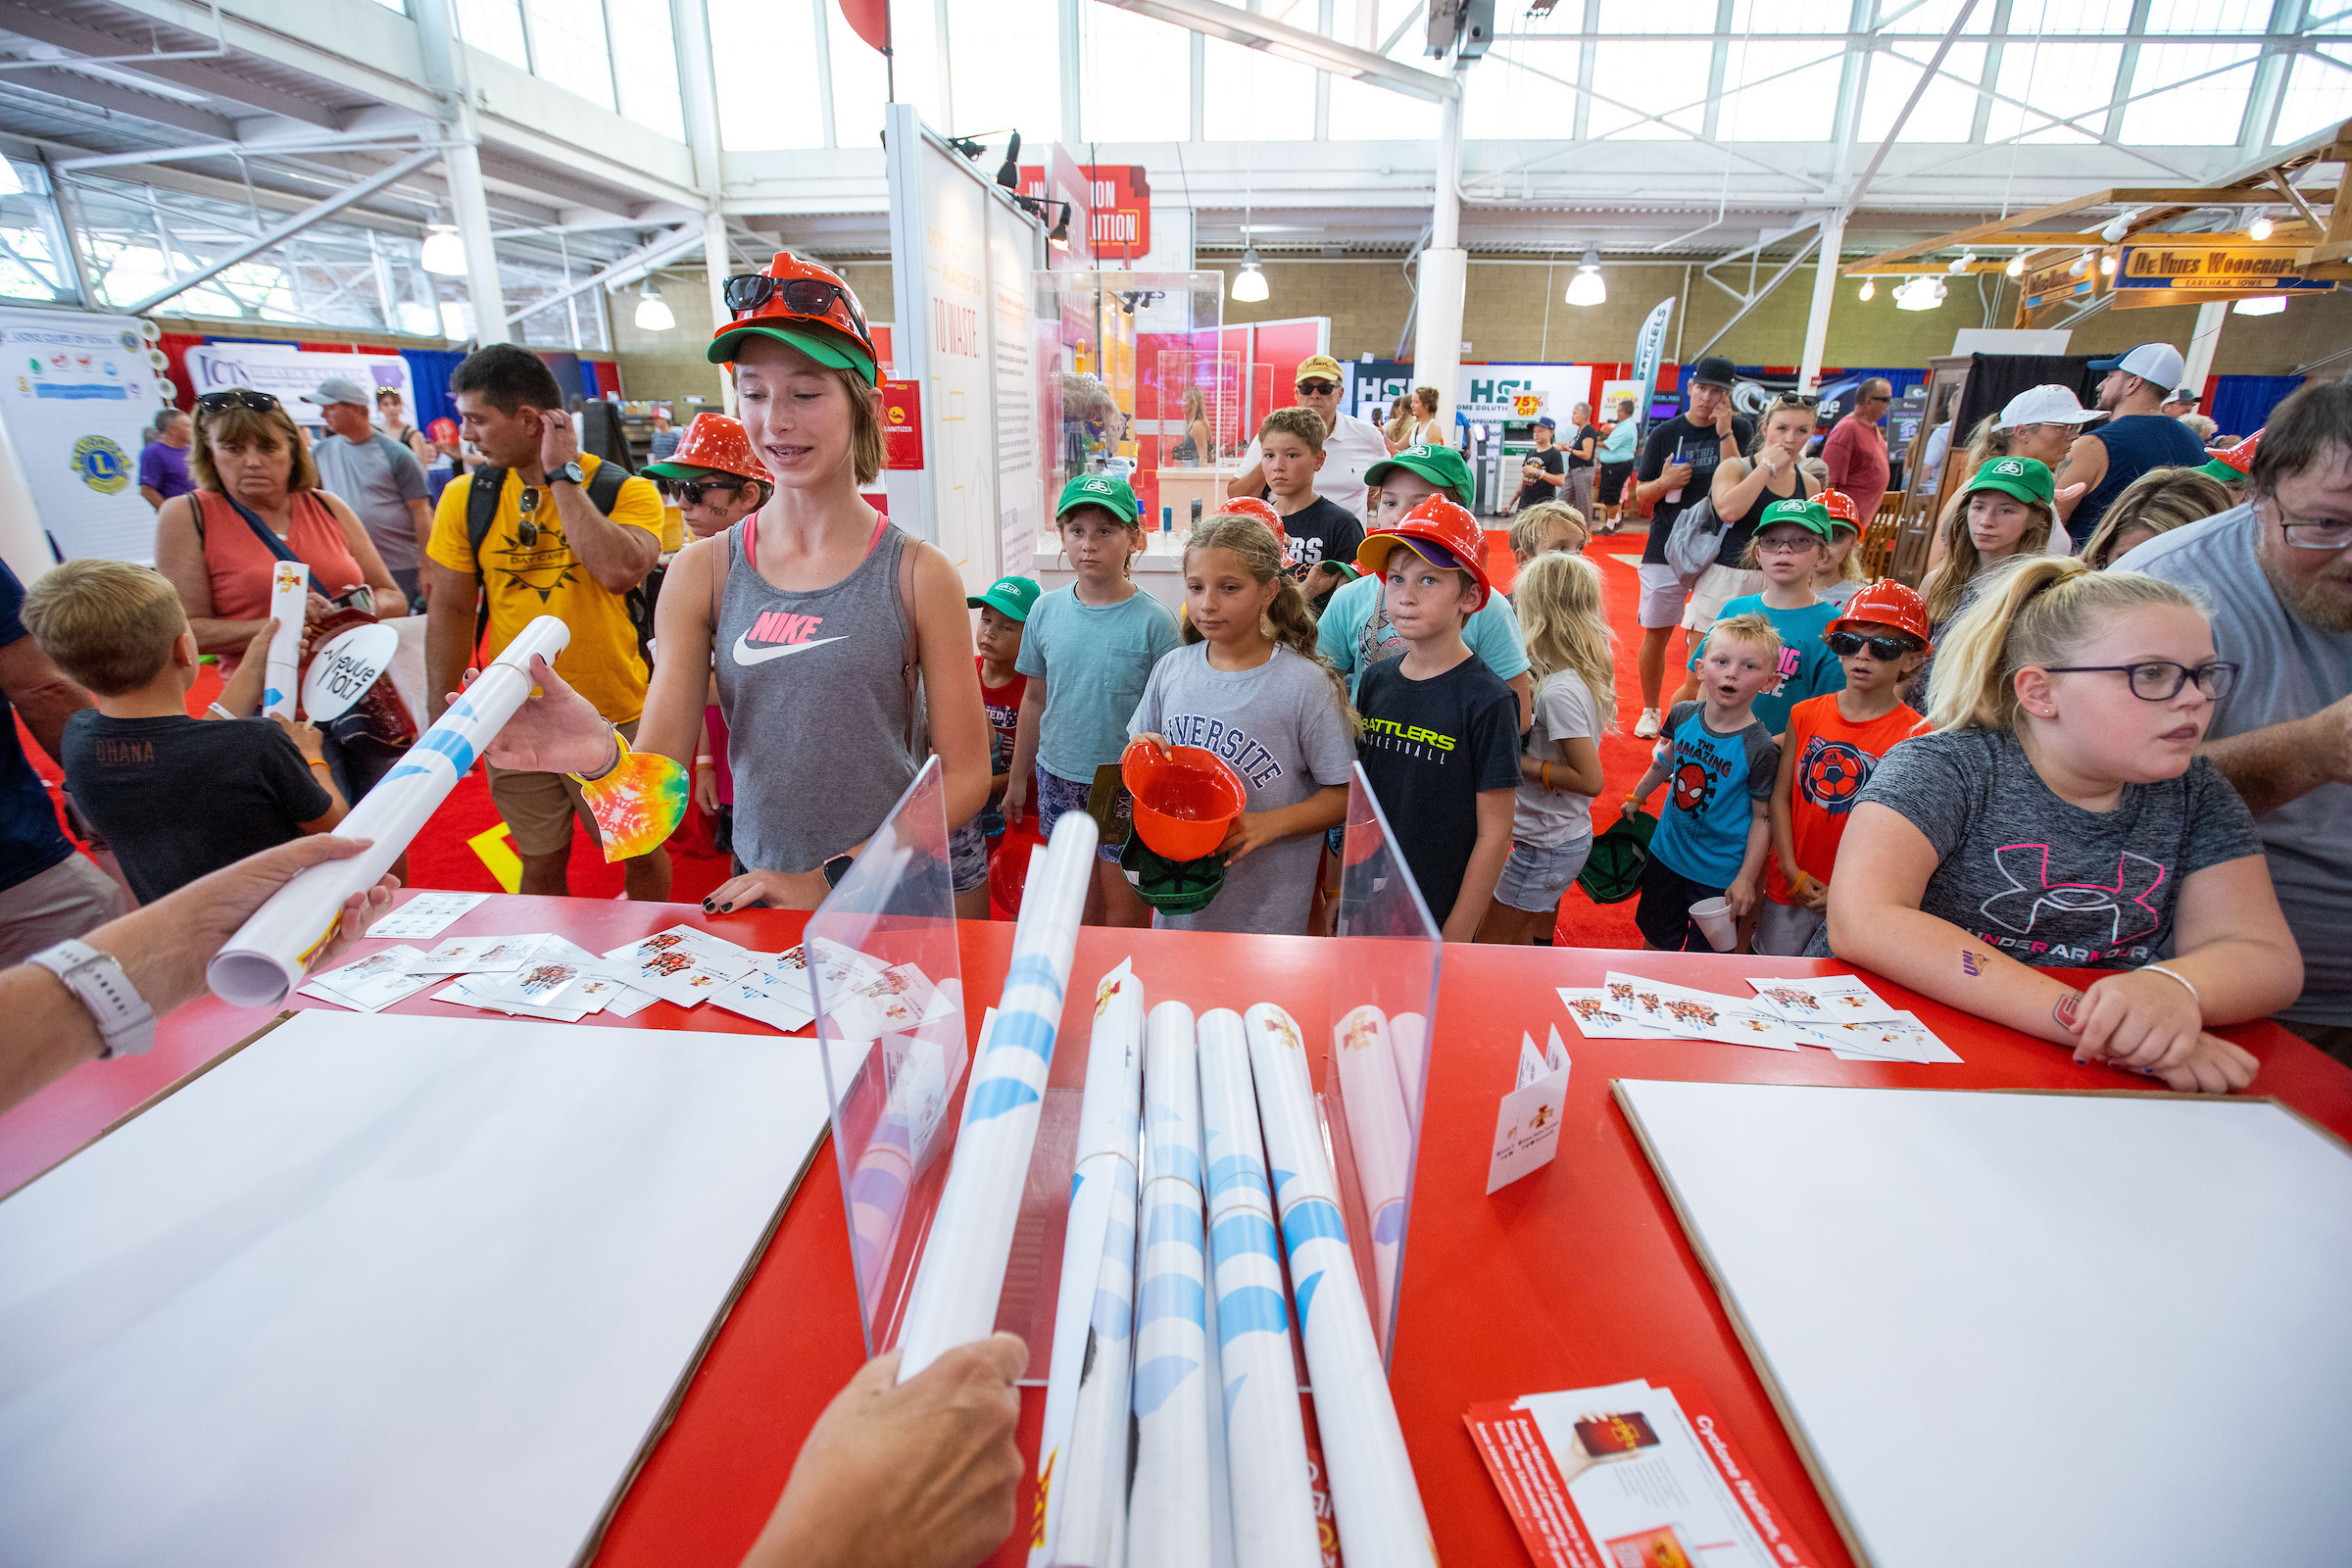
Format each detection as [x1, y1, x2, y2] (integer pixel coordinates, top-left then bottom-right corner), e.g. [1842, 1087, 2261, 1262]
[586, 460, 627, 514]
[466, 465, 506, 650]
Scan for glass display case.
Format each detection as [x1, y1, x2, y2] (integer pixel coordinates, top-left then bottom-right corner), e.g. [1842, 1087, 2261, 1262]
[1034, 270, 1224, 538]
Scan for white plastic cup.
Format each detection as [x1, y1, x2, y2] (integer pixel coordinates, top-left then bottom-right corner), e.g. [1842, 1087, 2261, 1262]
[1689, 896, 1737, 953]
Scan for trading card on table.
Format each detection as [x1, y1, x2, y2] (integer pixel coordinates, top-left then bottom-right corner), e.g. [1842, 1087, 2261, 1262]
[603, 925, 757, 980]
[364, 891, 489, 941]
[429, 976, 594, 1023]
[603, 983, 660, 1018]
[1745, 974, 1906, 1024]
[468, 956, 594, 1009]
[589, 949, 740, 1007]
[1600, 973, 1743, 1039]
[1811, 1011, 1963, 1064]
[405, 933, 551, 976]
[1556, 987, 1680, 1040]
[710, 972, 817, 1033]
[837, 962, 955, 1035]
[1694, 1007, 1810, 1052]
[300, 946, 440, 1012]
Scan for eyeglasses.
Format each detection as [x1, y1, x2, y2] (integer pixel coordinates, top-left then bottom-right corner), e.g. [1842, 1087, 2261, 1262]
[1755, 535, 1822, 554]
[2261, 496, 2352, 551]
[1825, 631, 1921, 661]
[675, 479, 747, 507]
[195, 389, 280, 415]
[1296, 379, 1338, 395]
[2040, 661, 2241, 701]
[721, 273, 870, 340]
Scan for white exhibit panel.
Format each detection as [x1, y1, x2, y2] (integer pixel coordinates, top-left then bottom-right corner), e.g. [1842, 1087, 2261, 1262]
[182, 340, 418, 434]
[1615, 1080, 2352, 1568]
[0, 306, 172, 574]
[0, 1010, 852, 1568]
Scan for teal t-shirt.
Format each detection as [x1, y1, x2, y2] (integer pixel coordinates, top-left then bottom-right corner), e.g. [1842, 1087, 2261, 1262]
[1014, 584, 1182, 782]
[1689, 594, 1844, 736]
[1315, 571, 1530, 699]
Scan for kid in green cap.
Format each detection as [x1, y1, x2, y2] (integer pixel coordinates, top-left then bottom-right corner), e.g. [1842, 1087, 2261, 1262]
[1678, 493, 1847, 735]
[1365, 443, 1475, 522]
[1055, 472, 1141, 525]
[959, 574, 1045, 916]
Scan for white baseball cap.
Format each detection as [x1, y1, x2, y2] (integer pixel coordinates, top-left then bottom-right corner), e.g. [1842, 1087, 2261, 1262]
[1994, 385, 2108, 430]
[2088, 342, 2186, 389]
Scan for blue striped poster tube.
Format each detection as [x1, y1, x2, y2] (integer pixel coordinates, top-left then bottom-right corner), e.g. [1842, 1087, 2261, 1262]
[1333, 1004, 1414, 1338]
[847, 1015, 973, 1320]
[1043, 1153, 1139, 1568]
[1128, 1001, 1218, 1568]
[1243, 1004, 1437, 1568]
[1197, 1008, 1319, 1568]
[1031, 961, 1146, 1568]
[895, 810, 1098, 1380]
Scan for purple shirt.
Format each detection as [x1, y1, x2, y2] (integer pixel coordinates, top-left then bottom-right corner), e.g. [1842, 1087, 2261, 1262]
[139, 439, 193, 500]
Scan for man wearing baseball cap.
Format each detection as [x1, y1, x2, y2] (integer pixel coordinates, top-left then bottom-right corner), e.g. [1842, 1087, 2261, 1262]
[2055, 342, 2208, 547]
[1991, 384, 2107, 477]
[1229, 354, 1391, 520]
[1822, 376, 1892, 528]
[1632, 356, 1754, 738]
[306, 375, 431, 609]
[1512, 416, 1566, 514]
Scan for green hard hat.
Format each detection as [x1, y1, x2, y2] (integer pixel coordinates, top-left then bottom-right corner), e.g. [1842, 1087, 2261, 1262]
[1576, 809, 1657, 906]
[1119, 832, 1226, 915]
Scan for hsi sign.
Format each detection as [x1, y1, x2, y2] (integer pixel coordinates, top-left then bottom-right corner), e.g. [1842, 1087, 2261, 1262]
[1454, 363, 1594, 425]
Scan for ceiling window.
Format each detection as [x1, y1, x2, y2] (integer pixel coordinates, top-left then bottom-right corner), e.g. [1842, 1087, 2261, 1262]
[523, 0, 616, 110]
[709, 0, 825, 150]
[1081, 5, 1190, 141]
[455, 0, 531, 70]
[608, 0, 685, 141]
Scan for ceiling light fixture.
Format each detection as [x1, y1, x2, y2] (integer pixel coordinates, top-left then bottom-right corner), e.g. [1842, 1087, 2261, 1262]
[2006, 255, 2026, 278]
[2100, 210, 2139, 245]
[1858, 276, 1876, 301]
[1894, 275, 1946, 312]
[1948, 250, 1975, 274]
[633, 277, 674, 332]
[420, 223, 467, 277]
[2248, 213, 2275, 242]
[1232, 248, 1268, 303]
[1048, 202, 1072, 250]
[2099, 253, 2117, 276]
[2068, 252, 2091, 279]
[2232, 293, 2287, 316]
[1565, 244, 1605, 307]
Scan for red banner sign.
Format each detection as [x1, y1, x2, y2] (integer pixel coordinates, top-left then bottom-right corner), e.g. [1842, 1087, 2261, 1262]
[1018, 161, 1151, 262]
[881, 378, 922, 469]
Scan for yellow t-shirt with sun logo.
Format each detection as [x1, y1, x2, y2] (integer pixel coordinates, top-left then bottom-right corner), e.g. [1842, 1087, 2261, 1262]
[427, 455, 663, 724]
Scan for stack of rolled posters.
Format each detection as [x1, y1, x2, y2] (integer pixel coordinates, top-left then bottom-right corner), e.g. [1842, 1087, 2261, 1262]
[1196, 1007, 1319, 1568]
[206, 614, 573, 1007]
[1332, 1004, 1414, 1341]
[1128, 1001, 1219, 1568]
[1244, 1003, 1438, 1568]
[1389, 1011, 1430, 1135]
[262, 560, 306, 719]
[1032, 961, 1146, 1568]
[847, 1014, 975, 1321]
[1043, 1132, 1141, 1568]
[894, 808, 1097, 1380]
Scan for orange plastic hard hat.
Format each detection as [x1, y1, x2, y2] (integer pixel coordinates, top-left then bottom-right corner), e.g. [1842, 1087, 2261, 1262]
[1828, 579, 1934, 651]
[1218, 496, 1285, 540]
[709, 251, 877, 382]
[1817, 488, 1862, 529]
[650, 413, 772, 486]
[1356, 494, 1492, 611]
[2206, 430, 2259, 475]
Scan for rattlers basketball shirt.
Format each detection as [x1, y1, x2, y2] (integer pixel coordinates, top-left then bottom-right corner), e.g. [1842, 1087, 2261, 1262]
[1764, 693, 1927, 906]
[1353, 650, 1520, 925]
[1647, 699, 1778, 889]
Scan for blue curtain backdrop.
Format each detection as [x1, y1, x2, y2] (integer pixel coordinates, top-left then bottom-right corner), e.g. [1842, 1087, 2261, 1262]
[397, 349, 468, 432]
[2208, 374, 2306, 440]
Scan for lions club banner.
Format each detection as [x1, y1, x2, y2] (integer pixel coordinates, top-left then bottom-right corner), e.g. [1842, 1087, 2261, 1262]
[0, 305, 172, 570]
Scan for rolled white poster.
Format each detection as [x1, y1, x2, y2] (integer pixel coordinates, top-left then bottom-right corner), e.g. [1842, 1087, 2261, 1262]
[1244, 1004, 1437, 1568]
[894, 808, 1097, 1380]
[1043, 1150, 1139, 1568]
[206, 614, 572, 1007]
[1333, 1004, 1415, 1338]
[1197, 1008, 1319, 1568]
[261, 560, 307, 719]
[1390, 1011, 1430, 1135]
[1128, 1001, 1215, 1568]
[1032, 961, 1147, 1568]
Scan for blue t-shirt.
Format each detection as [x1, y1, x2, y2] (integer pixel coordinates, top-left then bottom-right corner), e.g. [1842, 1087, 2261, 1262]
[1316, 571, 1531, 699]
[1648, 699, 1779, 888]
[1014, 584, 1182, 782]
[1689, 595, 1844, 736]
[0, 561, 76, 894]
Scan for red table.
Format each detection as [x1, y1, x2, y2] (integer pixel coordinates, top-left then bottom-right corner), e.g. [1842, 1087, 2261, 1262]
[7, 892, 2348, 1568]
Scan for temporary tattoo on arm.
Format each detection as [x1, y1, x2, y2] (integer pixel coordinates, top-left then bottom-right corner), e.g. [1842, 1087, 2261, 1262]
[2052, 990, 2082, 1030]
[1960, 949, 1984, 977]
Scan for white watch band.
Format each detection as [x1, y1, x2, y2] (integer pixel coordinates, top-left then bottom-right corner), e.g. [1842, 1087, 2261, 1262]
[28, 939, 155, 1059]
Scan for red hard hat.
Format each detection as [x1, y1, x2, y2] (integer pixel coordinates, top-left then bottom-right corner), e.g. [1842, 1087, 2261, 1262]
[708, 251, 878, 382]
[1218, 496, 1284, 541]
[1828, 579, 1934, 651]
[1817, 488, 1862, 529]
[662, 414, 772, 484]
[2209, 429, 2260, 475]
[1356, 494, 1492, 611]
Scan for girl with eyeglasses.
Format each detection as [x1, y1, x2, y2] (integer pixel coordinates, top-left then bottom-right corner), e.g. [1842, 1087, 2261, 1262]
[1679, 498, 1845, 739]
[1813, 556, 2303, 1094]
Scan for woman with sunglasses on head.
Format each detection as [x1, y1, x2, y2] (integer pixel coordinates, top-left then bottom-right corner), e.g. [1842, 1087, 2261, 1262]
[470, 253, 992, 914]
[153, 388, 402, 665]
[1815, 556, 2301, 1094]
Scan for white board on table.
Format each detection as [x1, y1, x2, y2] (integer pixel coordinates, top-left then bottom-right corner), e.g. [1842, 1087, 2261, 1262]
[1614, 1079, 2352, 1568]
[0, 1010, 856, 1568]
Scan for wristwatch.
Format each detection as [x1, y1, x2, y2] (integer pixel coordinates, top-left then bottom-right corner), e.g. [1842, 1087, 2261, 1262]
[550, 460, 586, 487]
[28, 939, 155, 1058]
[821, 852, 857, 889]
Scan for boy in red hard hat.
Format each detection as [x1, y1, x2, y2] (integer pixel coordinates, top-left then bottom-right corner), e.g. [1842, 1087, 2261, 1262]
[1757, 578, 1934, 956]
[1349, 494, 1522, 941]
[643, 412, 774, 540]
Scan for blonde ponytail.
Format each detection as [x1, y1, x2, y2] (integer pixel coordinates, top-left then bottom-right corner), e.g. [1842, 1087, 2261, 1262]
[1925, 557, 2205, 732]
[1182, 513, 1361, 735]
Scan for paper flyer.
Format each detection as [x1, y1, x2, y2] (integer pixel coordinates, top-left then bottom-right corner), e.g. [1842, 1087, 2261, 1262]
[404, 933, 550, 976]
[1465, 1379, 1824, 1568]
[1560, 979, 1962, 1065]
[297, 945, 441, 1012]
[594, 925, 759, 1006]
[364, 892, 490, 942]
[1744, 976, 1905, 1025]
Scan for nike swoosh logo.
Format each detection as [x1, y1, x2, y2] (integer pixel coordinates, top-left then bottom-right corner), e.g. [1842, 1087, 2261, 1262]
[732, 632, 848, 665]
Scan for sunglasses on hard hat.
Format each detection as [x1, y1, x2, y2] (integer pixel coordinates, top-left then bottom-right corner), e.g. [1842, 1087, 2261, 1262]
[722, 273, 870, 339]
[195, 389, 281, 415]
[1825, 631, 1921, 661]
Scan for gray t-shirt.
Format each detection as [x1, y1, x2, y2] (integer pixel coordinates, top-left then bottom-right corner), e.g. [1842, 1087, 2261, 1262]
[312, 431, 428, 574]
[2120, 504, 2352, 1023]
[1015, 584, 1182, 783]
[1806, 725, 2263, 969]
[1127, 642, 1358, 935]
[1513, 669, 1598, 851]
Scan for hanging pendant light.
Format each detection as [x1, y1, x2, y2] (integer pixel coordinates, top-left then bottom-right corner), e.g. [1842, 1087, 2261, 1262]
[633, 277, 674, 332]
[1565, 245, 1605, 307]
[1232, 248, 1269, 303]
[1858, 276, 1876, 301]
[420, 223, 467, 277]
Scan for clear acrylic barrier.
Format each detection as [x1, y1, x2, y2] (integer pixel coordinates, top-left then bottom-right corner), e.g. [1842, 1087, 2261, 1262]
[809, 758, 972, 1360]
[1154, 347, 1243, 466]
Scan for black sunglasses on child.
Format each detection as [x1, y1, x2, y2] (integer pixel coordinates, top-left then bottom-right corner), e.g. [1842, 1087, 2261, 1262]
[675, 479, 746, 506]
[1825, 630, 1919, 661]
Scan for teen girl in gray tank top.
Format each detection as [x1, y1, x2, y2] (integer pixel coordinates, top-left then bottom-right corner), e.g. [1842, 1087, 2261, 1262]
[713, 514, 920, 872]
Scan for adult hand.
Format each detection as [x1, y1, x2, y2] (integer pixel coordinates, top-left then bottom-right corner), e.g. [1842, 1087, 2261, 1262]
[2071, 968, 2204, 1073]
[184, 836, 398, 976]
[703, 865, 827, 915]
[739, 1334, 1027, 1568]
[469, 655, 611, 774]
[1711, 404, 1737, 439]
[305, 590, 334, 625]
[537, 406, 582, 477]
[1661, 461, 1693, 490]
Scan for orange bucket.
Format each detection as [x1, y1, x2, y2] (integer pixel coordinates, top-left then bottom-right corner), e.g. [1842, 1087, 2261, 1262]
[1120, 740, 1248, 861]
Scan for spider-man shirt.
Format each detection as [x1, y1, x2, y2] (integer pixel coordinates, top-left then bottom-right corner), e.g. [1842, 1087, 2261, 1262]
[1799, 726, 2265, 968]
[1764, 693, 1928, 906]
[1649, 700, 1780, 888]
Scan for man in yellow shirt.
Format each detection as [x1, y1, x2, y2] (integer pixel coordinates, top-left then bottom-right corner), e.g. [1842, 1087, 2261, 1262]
[425, 345, 670, 900]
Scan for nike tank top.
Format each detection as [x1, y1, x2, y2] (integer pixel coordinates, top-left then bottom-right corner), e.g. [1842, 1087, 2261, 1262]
[714, 517, 920, 873]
